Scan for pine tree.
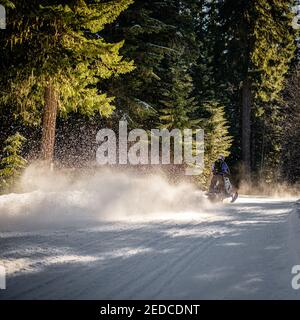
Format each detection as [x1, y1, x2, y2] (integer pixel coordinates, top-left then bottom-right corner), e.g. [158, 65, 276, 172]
[105, 0, 200, 130]
[156, 61, 201, 172]
[211, 0, 297, 179]
[198, 103, 233, 186]
[158, 64, 200, 131]
[106, 0, 234, 183]
[0, 0, 134, 163]
[280, 65, 300, 184]
[104, 0, 165, 128]
[0, 133, 27, 192]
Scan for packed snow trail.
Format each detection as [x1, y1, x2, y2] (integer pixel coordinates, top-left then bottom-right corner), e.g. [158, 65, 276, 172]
[0, 195, 299, 299]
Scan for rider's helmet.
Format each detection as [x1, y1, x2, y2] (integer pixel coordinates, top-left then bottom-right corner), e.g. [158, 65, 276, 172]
[218, 155, 225, 161]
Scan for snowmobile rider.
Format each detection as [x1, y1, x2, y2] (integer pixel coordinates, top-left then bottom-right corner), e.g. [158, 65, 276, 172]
[209, 155, 230, 194]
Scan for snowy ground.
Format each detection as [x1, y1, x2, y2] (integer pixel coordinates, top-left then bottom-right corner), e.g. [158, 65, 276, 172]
[0, 192, 299, 300]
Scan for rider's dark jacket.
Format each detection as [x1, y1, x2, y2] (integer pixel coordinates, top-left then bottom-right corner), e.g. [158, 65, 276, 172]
[212, 160, 230, 175]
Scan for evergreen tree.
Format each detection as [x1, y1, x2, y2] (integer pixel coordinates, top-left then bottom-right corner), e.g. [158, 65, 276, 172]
[158, 64, 200, 131]
[280, 65, 300, 184]
[105, 0, 200, 130]
[198, 103, 233, 186]
[0, 0, 134, 163]
[107, 0, 233, 183]
[0, 133, 27, 192]
[157, 61, 203, 173]
[211, 0, 297, 179]
[102, 0, 174, 129]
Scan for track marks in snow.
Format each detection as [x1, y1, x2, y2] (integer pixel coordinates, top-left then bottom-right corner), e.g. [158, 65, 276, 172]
[0, 197, 299, 299]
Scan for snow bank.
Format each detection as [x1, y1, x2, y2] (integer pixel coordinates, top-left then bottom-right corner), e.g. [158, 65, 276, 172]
[0, 165, 211, 231]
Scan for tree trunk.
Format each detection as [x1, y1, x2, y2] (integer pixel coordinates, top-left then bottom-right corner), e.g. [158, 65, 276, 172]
[40, 83, 58, 164]
[241, 78, 252, 179]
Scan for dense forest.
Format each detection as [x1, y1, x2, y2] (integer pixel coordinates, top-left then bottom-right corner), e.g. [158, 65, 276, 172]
[0, 0, 300, 193]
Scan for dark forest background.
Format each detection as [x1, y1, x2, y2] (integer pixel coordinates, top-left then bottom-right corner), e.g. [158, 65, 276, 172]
[0, 0, 300, 193]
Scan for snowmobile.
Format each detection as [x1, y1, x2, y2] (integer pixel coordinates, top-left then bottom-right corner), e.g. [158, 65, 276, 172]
[206, 175, 238, 203]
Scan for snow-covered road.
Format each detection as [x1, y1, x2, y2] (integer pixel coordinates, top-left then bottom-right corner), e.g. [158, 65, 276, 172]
[0, 195, 299, 300]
